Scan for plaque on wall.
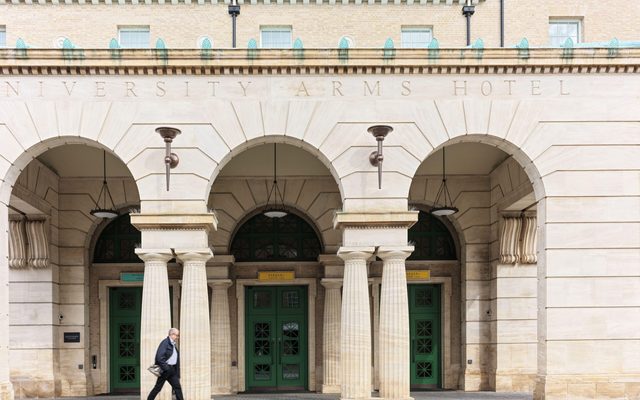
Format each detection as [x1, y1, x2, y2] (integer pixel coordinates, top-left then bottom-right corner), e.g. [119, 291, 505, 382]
[63, 332, 81, 343]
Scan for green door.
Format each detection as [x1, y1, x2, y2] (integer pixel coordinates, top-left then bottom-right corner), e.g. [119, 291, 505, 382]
[109, 287, 142, 392]
[409, 284, 441, 388]
[246, 286, 307, 391]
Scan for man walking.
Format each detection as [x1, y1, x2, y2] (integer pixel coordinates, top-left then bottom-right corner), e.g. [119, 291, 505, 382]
[148, 328, 183, 400]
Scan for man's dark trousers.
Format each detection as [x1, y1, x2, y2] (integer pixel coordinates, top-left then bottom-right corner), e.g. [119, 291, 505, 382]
[147, 365, 184, 400]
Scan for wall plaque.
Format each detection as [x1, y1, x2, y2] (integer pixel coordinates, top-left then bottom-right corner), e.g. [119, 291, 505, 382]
[120, 272, 144, 282]
[406, 270, 431, 281]
[64, 332, 81, 343]
[258, 271, 295, 281]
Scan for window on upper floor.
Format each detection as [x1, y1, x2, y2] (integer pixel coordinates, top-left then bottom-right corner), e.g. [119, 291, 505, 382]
[401, 27, 433, 49]
[549, 19, 581, 47]
[260, 26, 292, 49]
[118, 26, 150, 49]
[0, 26, 6, 48]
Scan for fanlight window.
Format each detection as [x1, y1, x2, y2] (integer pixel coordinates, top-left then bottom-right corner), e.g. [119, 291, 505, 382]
[231, 213, 321, 262]
[93, 214, 141, 263]
[408, 211, 456, 260]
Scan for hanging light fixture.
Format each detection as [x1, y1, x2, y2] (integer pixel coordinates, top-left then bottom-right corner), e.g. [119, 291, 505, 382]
[263, 143, 287, 218]
[430, 147, 458, 216]
[90, 150, 118, 219]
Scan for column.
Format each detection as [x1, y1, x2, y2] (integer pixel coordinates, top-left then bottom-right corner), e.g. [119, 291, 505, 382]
[209, 279, 232, 395]
[177, 250, 213, 400]
[0, 204, 15, 400]
[321, 279, 343, 393]
[136, 250, 173, 400]
[377, 247, 413, 400]
[338, 247, 374, 400]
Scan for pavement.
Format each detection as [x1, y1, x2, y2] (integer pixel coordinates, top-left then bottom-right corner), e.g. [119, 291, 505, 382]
[40, 391, 533, 400]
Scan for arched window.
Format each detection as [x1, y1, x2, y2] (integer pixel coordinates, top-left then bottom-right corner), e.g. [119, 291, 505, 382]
[408, 211, 456, 260]
[230, 213, 321, 262]
[93, 214, 141, 263]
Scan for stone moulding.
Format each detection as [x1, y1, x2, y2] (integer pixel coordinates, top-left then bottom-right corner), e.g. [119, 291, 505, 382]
[130, 212, 218, 232]
[8, 219, 27, 269]
[0, 48, 639, 75]
[8, 218, 50, 269]
[333, 210, 418, 230]
[499, 214, 537, 265]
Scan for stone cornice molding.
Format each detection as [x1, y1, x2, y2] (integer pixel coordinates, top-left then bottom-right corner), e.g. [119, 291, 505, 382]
[175, 248, 214, 263]
[0, 0, 482, 5]
[130, 213, 218, 232]
[337, 246, 375, 262]
[333, 211, 418, 230]
[377, 245, 414, 261]
[134, 249, 174, 263]
[1, 48, 639, 75]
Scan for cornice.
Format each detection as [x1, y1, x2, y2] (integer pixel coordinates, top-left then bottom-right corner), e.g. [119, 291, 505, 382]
[0, 0, 482, 5]
[0, 48, 639, 75]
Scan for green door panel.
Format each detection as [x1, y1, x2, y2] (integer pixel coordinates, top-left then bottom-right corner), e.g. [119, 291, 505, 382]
[246, 286, 307, 390]
[109, 287, 142, 392]
[409, 284, 441, 387]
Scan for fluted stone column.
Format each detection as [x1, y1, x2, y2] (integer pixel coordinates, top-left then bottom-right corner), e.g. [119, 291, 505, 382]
[177, 250, 213, 400]
[136, 250, 174, 400]
[321, 278, 343, 393]
[209, 279, 232, 395]
[378, 247, 413, 400]
[0, 204, 15, 400]
[338, 247, 374, 400]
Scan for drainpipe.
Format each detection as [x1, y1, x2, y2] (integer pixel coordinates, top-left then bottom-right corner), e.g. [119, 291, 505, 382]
[462, 0, 476, 47]
[228, 0, 240, 48]
[500, 0, 504, 47]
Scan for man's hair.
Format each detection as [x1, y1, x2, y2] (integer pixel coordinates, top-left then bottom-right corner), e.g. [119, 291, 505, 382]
[168, 328, 179, 336]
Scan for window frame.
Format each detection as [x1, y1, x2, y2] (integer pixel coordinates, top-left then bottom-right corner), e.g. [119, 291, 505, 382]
[401, 26, 433, 49]
[548, 19, 582, 47]
[118, 25, 151, 49]
[0, 26, 6, 48]
[260, 25, 293, 49]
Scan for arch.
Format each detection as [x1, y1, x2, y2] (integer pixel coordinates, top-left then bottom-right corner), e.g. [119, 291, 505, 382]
[207, 136, 345, 203]
[229, 208, 322, 262]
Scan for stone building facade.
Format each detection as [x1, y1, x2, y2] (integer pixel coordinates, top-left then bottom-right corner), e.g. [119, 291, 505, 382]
[0, 1, 639, 400]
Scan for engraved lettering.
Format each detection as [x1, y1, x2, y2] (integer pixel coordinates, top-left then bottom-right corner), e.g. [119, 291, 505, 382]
[126, 81, 137, 97]
[481, 81, 492, 96]
[453, 80, 467, 96]
[38, 81, 44, 97]
[401, 80, 411, 96]
[95, 81, 106, 97]
[559, 79, 570, 96]
[504, 80, 515, 95]
[296, 81, 310, 97]
[62, 81, 76, 96]
[238, 81, 252, 96]
[364, 80, 380, 96]
[184, 81, 190, 97]
[156, 81, 166, 97]
[208, 81, 220, 96]
[531, 80, 541, 96]
[333, 81, 344, 96]
[5, 81, 19, 97]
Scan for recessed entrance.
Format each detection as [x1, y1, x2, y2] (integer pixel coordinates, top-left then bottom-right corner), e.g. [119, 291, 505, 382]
[109, 286, 142, 393]
[409, 284, 442, 388]
[245, 285, 308, 391]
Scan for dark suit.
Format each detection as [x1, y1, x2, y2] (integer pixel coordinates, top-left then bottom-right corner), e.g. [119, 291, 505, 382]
[147, 337, 183, 400]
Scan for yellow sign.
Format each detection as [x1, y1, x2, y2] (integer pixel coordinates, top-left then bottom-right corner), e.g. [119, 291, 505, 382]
[406, 270, 431, 281]
[258, 271, 295, 281]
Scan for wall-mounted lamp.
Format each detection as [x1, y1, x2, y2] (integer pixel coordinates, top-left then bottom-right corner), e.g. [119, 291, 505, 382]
[228, 0, 241, 48]
[462, 0, 476, 46]
[368, 125, 393, 189]
[156, 127, 181, 191]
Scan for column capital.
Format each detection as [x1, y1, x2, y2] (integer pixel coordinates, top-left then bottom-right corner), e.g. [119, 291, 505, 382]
[134, 249, 174, 263]
[175, 249, 213, 263]
[208, 279, 233, 288]
[377, 246, 414, 261]
[321, 278, 343, 289]
[337, 246, 375, 262]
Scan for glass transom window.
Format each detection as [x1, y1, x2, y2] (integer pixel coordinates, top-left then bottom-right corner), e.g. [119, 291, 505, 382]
[118, 26, 150, 49]
[0, 26, 6, 48]
[549, 20, 581, 47]
[260, 26, 292, 49]
[401, 27, 433, 49]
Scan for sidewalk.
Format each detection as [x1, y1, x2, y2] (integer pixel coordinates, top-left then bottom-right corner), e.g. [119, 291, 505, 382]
[42, 391, 533, 400]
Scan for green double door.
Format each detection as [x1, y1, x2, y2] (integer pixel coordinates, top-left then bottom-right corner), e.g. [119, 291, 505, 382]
[246, 286, 308, 391]
[409, 284, 441, 388]
[109, 287, 142, 392]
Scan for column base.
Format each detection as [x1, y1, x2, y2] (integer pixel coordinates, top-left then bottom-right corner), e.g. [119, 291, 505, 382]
[322, 384, 341, 393]
[0, 382, 14, 400]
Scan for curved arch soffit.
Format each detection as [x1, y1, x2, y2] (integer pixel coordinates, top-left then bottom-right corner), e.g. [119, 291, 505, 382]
[228, 205, 325, 257]
[207, 136, 345, 204]
[411, 134, 546, 202]
[0, 136, 139, 206]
